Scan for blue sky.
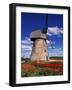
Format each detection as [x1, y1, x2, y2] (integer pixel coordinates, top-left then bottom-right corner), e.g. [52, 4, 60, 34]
[21, 12, 63, 58]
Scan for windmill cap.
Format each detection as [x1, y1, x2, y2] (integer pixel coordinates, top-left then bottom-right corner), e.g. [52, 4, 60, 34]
[30, 29, 47, 40]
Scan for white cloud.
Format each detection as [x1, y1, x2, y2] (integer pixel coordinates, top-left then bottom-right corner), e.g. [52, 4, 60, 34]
[25, 37, 30, 41]
[46, 40, 52, 44]
[21, 45, 32, 51]
[48, 46, 52, 49]
[49, 48, 63, 57]
[21, 37, 33, 58]
[47, 32, 52, 36]
[21, 37, 33, 45]
[47, 26, 63, 36]
[46, 40, 50, 44]
[21, 49, 31, 58]
[59, 28, 63, 34]
[46, 40, 55, 47]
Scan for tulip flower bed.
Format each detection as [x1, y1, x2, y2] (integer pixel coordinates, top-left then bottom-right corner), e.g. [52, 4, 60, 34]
[21, 60, 63, 77]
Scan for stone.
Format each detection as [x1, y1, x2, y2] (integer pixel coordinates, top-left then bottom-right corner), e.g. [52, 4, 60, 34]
[30, 29, 48, 61]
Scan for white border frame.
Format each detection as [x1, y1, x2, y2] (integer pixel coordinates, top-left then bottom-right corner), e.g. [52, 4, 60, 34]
[16, 6, 68, 84]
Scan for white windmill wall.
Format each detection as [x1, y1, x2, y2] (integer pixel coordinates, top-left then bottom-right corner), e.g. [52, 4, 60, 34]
[30, 39, 48, 61]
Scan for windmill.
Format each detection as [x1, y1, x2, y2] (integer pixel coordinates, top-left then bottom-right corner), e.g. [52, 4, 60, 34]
[30, 14, 48, 61]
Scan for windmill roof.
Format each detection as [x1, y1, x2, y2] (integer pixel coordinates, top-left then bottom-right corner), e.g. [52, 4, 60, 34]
[30, 29, 46, 40]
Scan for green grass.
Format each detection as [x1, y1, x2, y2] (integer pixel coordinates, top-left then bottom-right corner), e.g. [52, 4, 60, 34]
[49, 56, 63, 59]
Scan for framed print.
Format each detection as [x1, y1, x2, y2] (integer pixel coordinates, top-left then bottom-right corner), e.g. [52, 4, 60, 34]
[9, 3, 70, 87]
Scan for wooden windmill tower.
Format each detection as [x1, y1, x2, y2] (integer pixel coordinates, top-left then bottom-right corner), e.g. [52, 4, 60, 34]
[30, 15, 48, 61]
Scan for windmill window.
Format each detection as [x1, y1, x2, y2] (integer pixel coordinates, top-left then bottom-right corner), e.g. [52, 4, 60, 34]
[44, 49, 46, 52]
